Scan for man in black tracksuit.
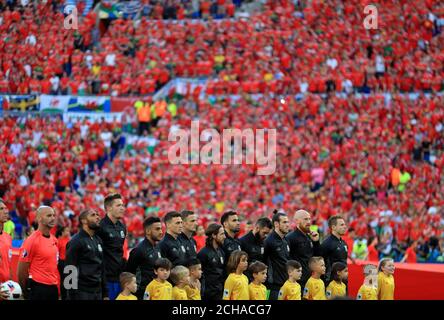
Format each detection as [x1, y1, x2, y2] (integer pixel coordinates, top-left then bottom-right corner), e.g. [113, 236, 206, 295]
[220, 211, 242, 261]
[66, 209, 108, 300]
[197, 223, 226, 300]
[96, 193, 127, 300]
[240, 217, 272, 280]
[321, 216, 348, 284]
[159, 211, 187, 267]
[286, 210, 321, 288]
[126, 217, 163, 300]
[178, 210, 198, 262]
[263, 212, 290, 300]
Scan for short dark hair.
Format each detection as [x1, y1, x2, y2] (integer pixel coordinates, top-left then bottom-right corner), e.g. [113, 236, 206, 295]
[143, 216, 161, 230]
[78, 208, 96, 226]
[104, 193, 123, 210]
[286, 260, 302, 272]
[256, 217, 272, 229]
[272, 210, 287, 227]
[163, 211, 181, 224]
[328, 215, 345, 229]
[249, 261, 267, 275]
[205, 223, 223, 247]
[331, 262, 347, 281]
[154, 258, 173, 271]
[221, 210, 237, 225]
[180, 210, 195, 221]
[187, 258, 201, 269]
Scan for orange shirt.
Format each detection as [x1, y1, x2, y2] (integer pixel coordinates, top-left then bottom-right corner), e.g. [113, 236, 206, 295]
[19, 230, 59, 285]
[0, 231, 12, 282]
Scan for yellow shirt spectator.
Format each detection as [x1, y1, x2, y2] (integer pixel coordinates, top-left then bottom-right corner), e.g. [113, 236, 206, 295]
[278, 280, 301, 300]
[303, 277, 326, 300]
[185, 285, 201, 300]
[326, 281, 346, 299]
[116, 294, 137, 300]
[172, 286, 188, 300]
[357, 285, 377, 300]
[144, 279, 173, 300]
[249, 283, 267, 300]
[223, 273, 249, 300]
[377, 272, 395, 300]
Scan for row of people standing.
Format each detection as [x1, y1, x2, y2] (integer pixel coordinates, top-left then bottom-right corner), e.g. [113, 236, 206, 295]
[5, 192, 349, 300]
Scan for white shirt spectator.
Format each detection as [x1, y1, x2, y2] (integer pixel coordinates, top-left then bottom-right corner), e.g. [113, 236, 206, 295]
[24, 64, 32, 77]
[105, 53, 116, 66]
[100, 131, 113, 148]
[50, 75, 60, 92]
[299, 81, 308, 93]
[375, 55, 385, 73]
[80, 123, 89, 139]
[19, 174, 29, 187]
[10, 143, 23, 157]
[326, 57, 338, 70]
[25, 34, 37, 46]
[32, 131, 42, 147]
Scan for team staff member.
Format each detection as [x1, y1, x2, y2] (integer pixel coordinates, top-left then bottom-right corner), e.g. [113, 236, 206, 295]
[178, 210, 198, 261]
[221, 211, 241, 261]
[159, 211, 187, 267]
[18, 206, 59, 300]
[263, 211, 290, 300]
[197, 223, 226, 300]
[239, 217, 272, 264]
[286, 210, 321, 288]
[0, 199, 12, 283]
[97, 193, 127, 300]
[320, 216, 348, 284]
[126, 217, 163, 300]
[65, 209, 108, 300]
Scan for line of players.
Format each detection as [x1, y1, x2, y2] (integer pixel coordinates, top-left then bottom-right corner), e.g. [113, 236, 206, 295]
[0, 194, 395, 300]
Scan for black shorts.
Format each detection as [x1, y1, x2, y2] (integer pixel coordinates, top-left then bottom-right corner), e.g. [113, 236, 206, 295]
[29, 279, 59, 301]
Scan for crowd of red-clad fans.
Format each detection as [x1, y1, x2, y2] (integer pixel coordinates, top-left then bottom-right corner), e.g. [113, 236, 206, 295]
[1, 91, 444, 262]
[0, 0, 444, 262]
[0, 0, 443, 96]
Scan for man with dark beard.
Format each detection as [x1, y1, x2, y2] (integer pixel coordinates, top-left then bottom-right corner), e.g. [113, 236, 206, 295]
[65, 208, 108, 300]
[197, 223, 226, 300]
[220, 211, 242, 261]
[126, 217, 163, 300]
[240, 217, 272, 265]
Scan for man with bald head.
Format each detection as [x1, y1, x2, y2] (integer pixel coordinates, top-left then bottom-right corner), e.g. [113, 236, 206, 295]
[285, 209, 321, 288]
[18, 206, 59, 300]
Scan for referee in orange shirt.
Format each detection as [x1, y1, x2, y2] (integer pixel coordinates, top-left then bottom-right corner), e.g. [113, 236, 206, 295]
[18, 206, 59, 300]
[0, 198, 12, 284]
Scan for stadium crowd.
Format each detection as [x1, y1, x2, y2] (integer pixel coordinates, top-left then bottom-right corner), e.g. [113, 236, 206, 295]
[0, 0, 443, 96]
